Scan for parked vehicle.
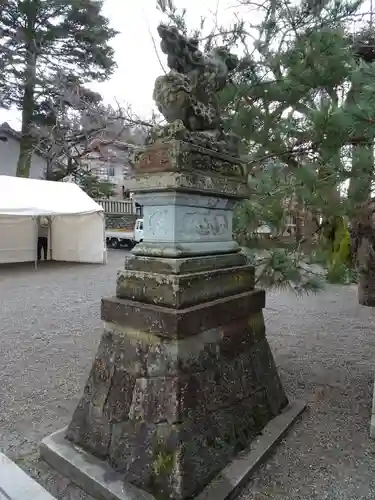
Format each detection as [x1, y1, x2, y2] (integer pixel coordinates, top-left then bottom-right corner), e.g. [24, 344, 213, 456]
[106, 218, 143, 249]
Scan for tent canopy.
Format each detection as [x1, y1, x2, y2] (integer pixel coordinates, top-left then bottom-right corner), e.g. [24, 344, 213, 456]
[0, 175, 103, 216]
[0, 176, 106, 264]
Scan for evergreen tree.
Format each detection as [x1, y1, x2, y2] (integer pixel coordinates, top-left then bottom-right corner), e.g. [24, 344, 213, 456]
[156, 0, 375, 293]
[0, 0, 117, 177]
[62, 169, 116, 199]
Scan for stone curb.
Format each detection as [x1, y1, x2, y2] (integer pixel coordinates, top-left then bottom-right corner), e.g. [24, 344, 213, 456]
[370, 375, 375, 439]
[0, 452, 56, 500]
[39, 400, 306, 500]
[196, 399, 306, 500]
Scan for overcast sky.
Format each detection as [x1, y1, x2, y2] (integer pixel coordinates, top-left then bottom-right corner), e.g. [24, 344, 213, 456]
[0, 0, 236, 129]
[1, 0, 371, 129]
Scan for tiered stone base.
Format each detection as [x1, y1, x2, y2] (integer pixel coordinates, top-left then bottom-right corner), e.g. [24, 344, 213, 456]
[65, 253, 288, 500]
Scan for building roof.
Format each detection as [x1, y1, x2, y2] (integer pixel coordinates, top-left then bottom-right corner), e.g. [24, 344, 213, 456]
[0, 122, 49, 161]
[0, 122, 21, 140]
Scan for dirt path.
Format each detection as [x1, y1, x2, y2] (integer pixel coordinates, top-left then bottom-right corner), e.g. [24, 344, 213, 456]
[1, 258, 374, 499]
[240, 286, 375, 500]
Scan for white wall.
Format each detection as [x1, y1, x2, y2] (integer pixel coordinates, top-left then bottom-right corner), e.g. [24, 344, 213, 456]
[0, 134, 47, 179]
[88, 157, 128, 199]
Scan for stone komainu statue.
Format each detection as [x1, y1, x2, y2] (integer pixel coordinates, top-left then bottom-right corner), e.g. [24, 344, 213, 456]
[150, 24, 240, 154]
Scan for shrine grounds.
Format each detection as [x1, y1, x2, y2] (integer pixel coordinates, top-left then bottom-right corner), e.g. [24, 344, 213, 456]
[1, 250, 375, 499]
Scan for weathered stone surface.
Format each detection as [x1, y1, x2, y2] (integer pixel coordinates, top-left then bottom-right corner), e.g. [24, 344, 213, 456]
[130, 164, 247, 258]
[66, 303, 288, 499]
[103, 393, 271, 500]
[132, 239, 240, 258]
[66, 306, 288, 485]
[142, 392, 273, 500]
[65, 331, 116, 458]
[101, 289, 266, 339]
[135, 191, 237, 209]
[116, 265, 255, 308]
[129, 377, 180, 423]
[103, 367, 136, 423]
[174, 394, 268, 498]
[109, 420, 156, 484]
[252, 341, 279, 382]
[134, 139, 243, 177]
[127, 357, 256, 425]
[220, 312, 265, 357]
[124, 252, 248, 274]
[101, 319, 263, 379]
[131, 170, 248, 199]
[137, 193, 236, 248]
[65, 400, 111, 459]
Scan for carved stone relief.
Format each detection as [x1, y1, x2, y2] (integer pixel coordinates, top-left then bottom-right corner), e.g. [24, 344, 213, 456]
[180, 212, 229, 237]
[147, 209, 170, 239]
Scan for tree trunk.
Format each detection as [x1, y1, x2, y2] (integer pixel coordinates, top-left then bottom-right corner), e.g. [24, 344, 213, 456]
[348, 143, 373, 203]
[302, 209, 320, 243]
[295, 209, 303, 243]
[358, 262, 375, 306]
[16, 46, 37, 178]
[350, 200, 375, 306]
[348, 143, 375, 306]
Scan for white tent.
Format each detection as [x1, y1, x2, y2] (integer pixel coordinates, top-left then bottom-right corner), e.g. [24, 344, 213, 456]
[0, 175, 107, 265]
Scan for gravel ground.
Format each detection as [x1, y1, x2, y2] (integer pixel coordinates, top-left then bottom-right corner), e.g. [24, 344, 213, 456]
[1, 251, 375, 499]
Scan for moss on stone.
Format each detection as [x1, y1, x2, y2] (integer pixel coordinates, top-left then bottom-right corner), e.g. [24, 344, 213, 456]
[151, 439, 175, 477]
[147, 439, 176, 500]
[248, 311, 264, 328]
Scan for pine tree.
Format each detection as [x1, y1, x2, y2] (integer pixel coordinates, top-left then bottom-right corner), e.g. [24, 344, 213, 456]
[156, 0, 375, 293]
[0, 0, 117, 177]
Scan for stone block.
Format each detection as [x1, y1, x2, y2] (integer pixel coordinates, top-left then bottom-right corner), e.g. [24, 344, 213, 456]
[138, 392, 273, 500]
[103, 367, 136, 423]
[109, 420, 156, 484]
[132, 240, 240, 258]
[123, 252, 248, 275]
[136, 192, 236, 246]
[133, 139, 244, 180]
[131, 170, 247, 199]
[97, 319, 263, 379]
[127, 358, 255, 426]
[66, 399, 111, 459]
[0, 452, 56, 500]
[101, 289, 266, 339]
[116, 265, 255, 308]
[129, 377, 181, 423]
[128, 173, 247, 258]
[220, 312, 265, 357]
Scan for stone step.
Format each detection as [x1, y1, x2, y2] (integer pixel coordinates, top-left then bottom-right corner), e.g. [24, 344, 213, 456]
[0, 452, 56, 500]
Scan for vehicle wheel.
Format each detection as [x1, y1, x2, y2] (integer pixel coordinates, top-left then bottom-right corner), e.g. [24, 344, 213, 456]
[109, 238, 120, 249]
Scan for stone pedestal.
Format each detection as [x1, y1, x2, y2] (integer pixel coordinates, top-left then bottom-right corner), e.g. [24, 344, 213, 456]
[63, 140, 288, 500]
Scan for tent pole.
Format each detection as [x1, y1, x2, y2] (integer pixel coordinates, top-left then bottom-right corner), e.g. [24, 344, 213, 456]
[102, 212, 107, 264]
[34, 216, 38, 270]
[49, 216, 54, 261]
